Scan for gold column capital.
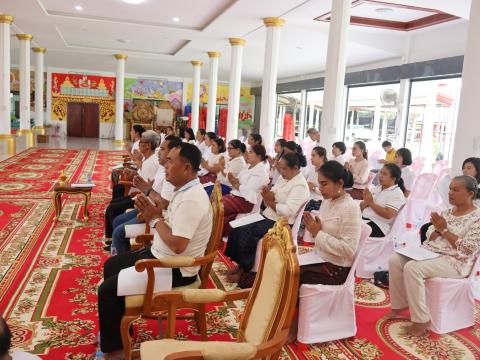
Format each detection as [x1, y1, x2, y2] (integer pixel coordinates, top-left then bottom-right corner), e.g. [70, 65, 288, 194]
[16, 34, 33, 41]
[229, 38, 246, 46]
[33, 47, 47, 53]
[191, 60, 203, 66]
[114, 54, 128, 60]
[0, 15, 14, 24]
[263, 17, 286, 27]
[207, 51, 221, 58]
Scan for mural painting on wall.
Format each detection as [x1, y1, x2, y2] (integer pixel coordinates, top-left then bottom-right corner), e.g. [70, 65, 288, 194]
[50, 73, 116, 122]
[187, 83, 254, 131]
[124, 78, 183, 114]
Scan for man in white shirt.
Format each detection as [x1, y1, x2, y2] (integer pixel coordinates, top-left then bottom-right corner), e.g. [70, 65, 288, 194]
[97, 142, 213, 356]
[108, 135, 181, 254]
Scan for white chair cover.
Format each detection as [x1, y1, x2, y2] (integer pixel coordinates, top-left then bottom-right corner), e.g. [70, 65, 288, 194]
[426, 256, 480, 334]
[368, 150, 382, 170]
[356, 207, 406, 279]
[252, 202, 307, 272]
[406, 173, 438, 226]
[297, 224, 371, 344]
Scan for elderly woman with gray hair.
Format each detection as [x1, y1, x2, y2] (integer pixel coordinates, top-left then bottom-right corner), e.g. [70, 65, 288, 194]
[105, 130, 161, 242]
[388, 175, 480, 336]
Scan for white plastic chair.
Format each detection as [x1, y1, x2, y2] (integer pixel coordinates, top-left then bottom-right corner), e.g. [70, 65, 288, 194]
[426, 256, 480, 334]
[251, 202, 307, 272]
[406, 173, 438, 226]
[297, 224, 371, 343]
[432, 160, 449, 175]
[368, 150, 382, 171]
[356, 207, 406, 279]
[411, 159, 425, 178]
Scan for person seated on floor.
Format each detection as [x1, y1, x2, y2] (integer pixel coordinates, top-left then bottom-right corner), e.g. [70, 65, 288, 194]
[104, 131, 160, 243]
[222, 144, 269, 237]
[360, 163, 406, 238]
[395, 147, 415, 197]
[195, 128, 208, 156]
[165, 126, 175, 136]
[224, 151, 309, 286]
[201, 131, 217, 160]
[247, 133, 262, 148]
[97, 143, 213, 358]
[199, 137, 226, 184]
[305, 146, 327, 212]
[301, 161, 361, 285]
[345, 141, 370, 200]
[419, 156, 480, 242]
[283, 141, 309, 178]
[331, 141, 347, 166]
[205, 139, 247, 197]
[378, 140, 396, 164]
[108, 136, 182, 254]
[0, 317, 40, 360]
[111, 125, 146, 185]
[267, 138, 286, 185]
[387, 175, 480, 336]
[182, 127, 196, 144]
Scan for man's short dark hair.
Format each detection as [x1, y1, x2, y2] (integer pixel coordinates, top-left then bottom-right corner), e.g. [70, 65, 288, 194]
[177, 143, 202, 172]
[164, 135, 182, 149]
[382, 140, 392, 148]
[332, 141, 346, 154]
[0, 317, 11, 358]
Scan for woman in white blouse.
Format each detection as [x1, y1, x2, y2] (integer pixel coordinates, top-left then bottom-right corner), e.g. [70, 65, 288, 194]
[361, 163, 406, 237]
[346, 141, 370, 200]
[182, 127, 196, 144]
[225, 152, 310, 284]
[267, 138, 286, 185]
[199, 137, 226, 184]
[222, 144, 269, 236]
[305, 146, 327, 211]
[395, 147, 415, 197]
[301, 161, 361, 285]
[462, 157, 480, 207]
[206, 139, 247, 196]
[388, 175, 480, 336]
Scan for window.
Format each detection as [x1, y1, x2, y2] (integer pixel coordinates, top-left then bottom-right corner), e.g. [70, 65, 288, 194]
[275, 92, 301, 141]
[305, 90, 323, 138]
[344, 83, 400, 154]
[406, 77, 461, 164]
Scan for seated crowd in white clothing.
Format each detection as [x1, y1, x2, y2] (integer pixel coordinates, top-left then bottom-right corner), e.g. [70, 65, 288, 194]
[97, 124, 480, 358]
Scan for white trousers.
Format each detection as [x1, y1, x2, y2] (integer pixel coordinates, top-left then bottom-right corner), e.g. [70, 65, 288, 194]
[388, 253, 462, 323]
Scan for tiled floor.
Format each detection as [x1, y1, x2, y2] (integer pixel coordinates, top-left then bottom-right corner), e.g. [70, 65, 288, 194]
[0, 136, 125, 161]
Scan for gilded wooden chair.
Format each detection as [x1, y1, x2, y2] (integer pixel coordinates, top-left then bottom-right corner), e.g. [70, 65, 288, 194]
[120, 181, 224, 359]
[139, 218, 300, 360]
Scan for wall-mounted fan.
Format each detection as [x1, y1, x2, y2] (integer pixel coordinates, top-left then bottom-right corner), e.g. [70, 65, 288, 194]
[380, 88, 398, 107]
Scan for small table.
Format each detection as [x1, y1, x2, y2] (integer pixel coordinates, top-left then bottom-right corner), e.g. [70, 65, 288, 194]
[52, 183, 92, 222]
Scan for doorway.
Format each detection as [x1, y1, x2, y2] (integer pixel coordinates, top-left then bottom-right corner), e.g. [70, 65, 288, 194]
[67, 102, 100, 138]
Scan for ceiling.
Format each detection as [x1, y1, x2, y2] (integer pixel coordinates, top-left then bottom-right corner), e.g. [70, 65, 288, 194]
[0, 0, 472, 83]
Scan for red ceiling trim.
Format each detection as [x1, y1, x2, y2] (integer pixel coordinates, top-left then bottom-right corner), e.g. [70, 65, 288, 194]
[314, 0, 460, 32]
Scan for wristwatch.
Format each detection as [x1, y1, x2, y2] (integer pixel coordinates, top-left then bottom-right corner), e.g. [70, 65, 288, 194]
[150, 218, 161, 228]
[441, 228, 449, 235]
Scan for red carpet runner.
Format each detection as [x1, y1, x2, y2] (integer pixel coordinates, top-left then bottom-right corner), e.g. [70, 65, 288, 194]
[0, 148, 479, 359]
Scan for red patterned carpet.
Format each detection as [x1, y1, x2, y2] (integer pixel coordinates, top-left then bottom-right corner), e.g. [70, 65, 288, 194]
[0, 148, 479, 359]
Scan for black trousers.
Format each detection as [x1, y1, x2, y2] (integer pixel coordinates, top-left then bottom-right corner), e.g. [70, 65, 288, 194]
[104, 196, 134, 238]
[112, 184, 126, 200]
[97, 247, 197, 353]
[366, 220, 385, 238]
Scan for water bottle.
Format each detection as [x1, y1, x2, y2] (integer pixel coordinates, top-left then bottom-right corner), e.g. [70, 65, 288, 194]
[473, 271, 480, 301]
[86, 172, 93, 184]
[94, 351, 105, 360]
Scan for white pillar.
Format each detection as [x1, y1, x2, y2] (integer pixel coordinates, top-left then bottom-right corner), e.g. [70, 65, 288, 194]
[17, 34, 33, 131]
[452, 0, 480, 170]
[299, 89, 307, 140]
[114, 54, 127, 144]
[259, 18, 285, 152]
[396, 78, 410, 148]
[33, 47, 46, 135]
[190, 60, 202, 134]
[206, 52, 220, 132]
[0, 15, 15, 155]
[226, 38, 245, 141]
[320, 0, 350, 149]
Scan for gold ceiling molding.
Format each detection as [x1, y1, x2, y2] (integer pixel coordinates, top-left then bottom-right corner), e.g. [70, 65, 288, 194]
[229, 38, 246, 46]
[207, 51, 221, 58]
[0, 14, 14, 24]
[263, 17, 286, 27]
[114, 54, 128, 60]
[191, 60, 203, 66]
[33, 47, 47, 53]
[16, 34, 33, 41]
